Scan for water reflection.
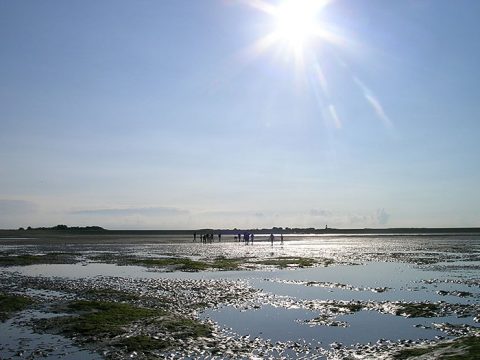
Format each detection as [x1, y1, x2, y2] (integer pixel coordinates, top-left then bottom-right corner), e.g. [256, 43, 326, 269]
[203, 305, 452, 345]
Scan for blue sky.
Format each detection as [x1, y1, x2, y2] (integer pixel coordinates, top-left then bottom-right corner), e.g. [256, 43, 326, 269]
[1, 0, 479, 229]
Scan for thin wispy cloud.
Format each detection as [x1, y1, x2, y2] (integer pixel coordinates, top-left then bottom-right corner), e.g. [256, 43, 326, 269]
[0, 199, 37, 216]
[70, 206, 189, 217]
[200, 210, 266, 218]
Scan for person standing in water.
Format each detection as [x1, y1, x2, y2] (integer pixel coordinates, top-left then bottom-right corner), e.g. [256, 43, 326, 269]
[281, 233, 284, 244]
[270, 233, 274, 245]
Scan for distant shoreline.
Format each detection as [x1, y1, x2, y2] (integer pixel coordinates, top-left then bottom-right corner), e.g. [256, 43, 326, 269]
[1, 225, 480, 237]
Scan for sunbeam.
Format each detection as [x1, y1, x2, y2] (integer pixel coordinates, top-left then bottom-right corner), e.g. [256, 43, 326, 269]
[353, 76, 393, 128]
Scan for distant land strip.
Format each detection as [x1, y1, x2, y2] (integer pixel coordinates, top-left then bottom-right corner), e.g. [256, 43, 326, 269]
[0, 225, 479, 237]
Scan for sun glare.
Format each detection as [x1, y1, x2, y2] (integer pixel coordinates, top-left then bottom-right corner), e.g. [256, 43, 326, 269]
[242, 0, 393, 130]
[244, 0, 333, 61]
[272, 0, 324, 50]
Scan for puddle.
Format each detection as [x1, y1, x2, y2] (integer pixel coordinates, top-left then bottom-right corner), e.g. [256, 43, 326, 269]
[202, 305, 455, 345]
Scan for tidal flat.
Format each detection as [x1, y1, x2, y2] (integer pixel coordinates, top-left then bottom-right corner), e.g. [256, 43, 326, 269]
[0, 233, 479, 359]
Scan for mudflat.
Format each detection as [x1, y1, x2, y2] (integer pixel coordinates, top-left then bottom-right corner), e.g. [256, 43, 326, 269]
[1, 233, 479, 359]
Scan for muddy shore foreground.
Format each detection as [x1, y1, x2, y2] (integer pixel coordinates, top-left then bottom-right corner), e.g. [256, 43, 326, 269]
[1, 233, 479, 359]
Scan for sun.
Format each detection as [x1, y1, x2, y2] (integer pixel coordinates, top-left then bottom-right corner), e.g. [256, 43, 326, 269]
[272, 0, 325, 50]
[244, 0, 332, 61]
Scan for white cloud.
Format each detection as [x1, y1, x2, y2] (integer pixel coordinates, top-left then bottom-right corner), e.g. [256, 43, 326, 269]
[376, 208, 390, 225]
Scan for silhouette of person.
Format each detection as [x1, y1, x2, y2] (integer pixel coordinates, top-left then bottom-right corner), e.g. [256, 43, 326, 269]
[270, 233, 274, 245]
[281, 234, 284, 244]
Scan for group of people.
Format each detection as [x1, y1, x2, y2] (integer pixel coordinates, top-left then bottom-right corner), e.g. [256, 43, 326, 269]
[193, 231, 284, 245]
[236, 232, 254, 244]
[193, 232, 221, 243]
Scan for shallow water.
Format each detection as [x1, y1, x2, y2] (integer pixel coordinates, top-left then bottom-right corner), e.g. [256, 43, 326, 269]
[202, 305, 451, 345]
[6, 261, 477, 304]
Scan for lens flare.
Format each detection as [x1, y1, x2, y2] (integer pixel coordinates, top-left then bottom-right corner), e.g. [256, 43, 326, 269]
[240, 0, 394, 130]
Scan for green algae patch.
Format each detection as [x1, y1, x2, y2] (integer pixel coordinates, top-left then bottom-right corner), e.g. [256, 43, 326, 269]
[395, 303, 440, 318]
[83, 288, 141, 303]
[211, 256, 245, 270]
[0, 293, 33, 321]
[46, 301, 164, 336]
[394, 344, 449, 359]
[0, 253, 80, 266]
[254, 256, 318, 268]
[116, 335, 170, 352]
[393, 336, 480, 359]
[126, 257, 209, 271]
[161, 315, 211, 338]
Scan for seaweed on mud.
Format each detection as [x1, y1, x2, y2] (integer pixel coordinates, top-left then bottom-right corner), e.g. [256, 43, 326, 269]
[211, 256, 245, 270]
[0, 293, 34, 321]
[393, 336, 480, 359]
[40, 301, 164, 336]
[161, 316, 212, 338]
[115, 335, 170, 352]
[126, 257, 210, 271]
[0, 253, 80, 266]
[82, 288, 142, 303]
[253, 256, 319, 268]
[395, 303, 441, 318]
